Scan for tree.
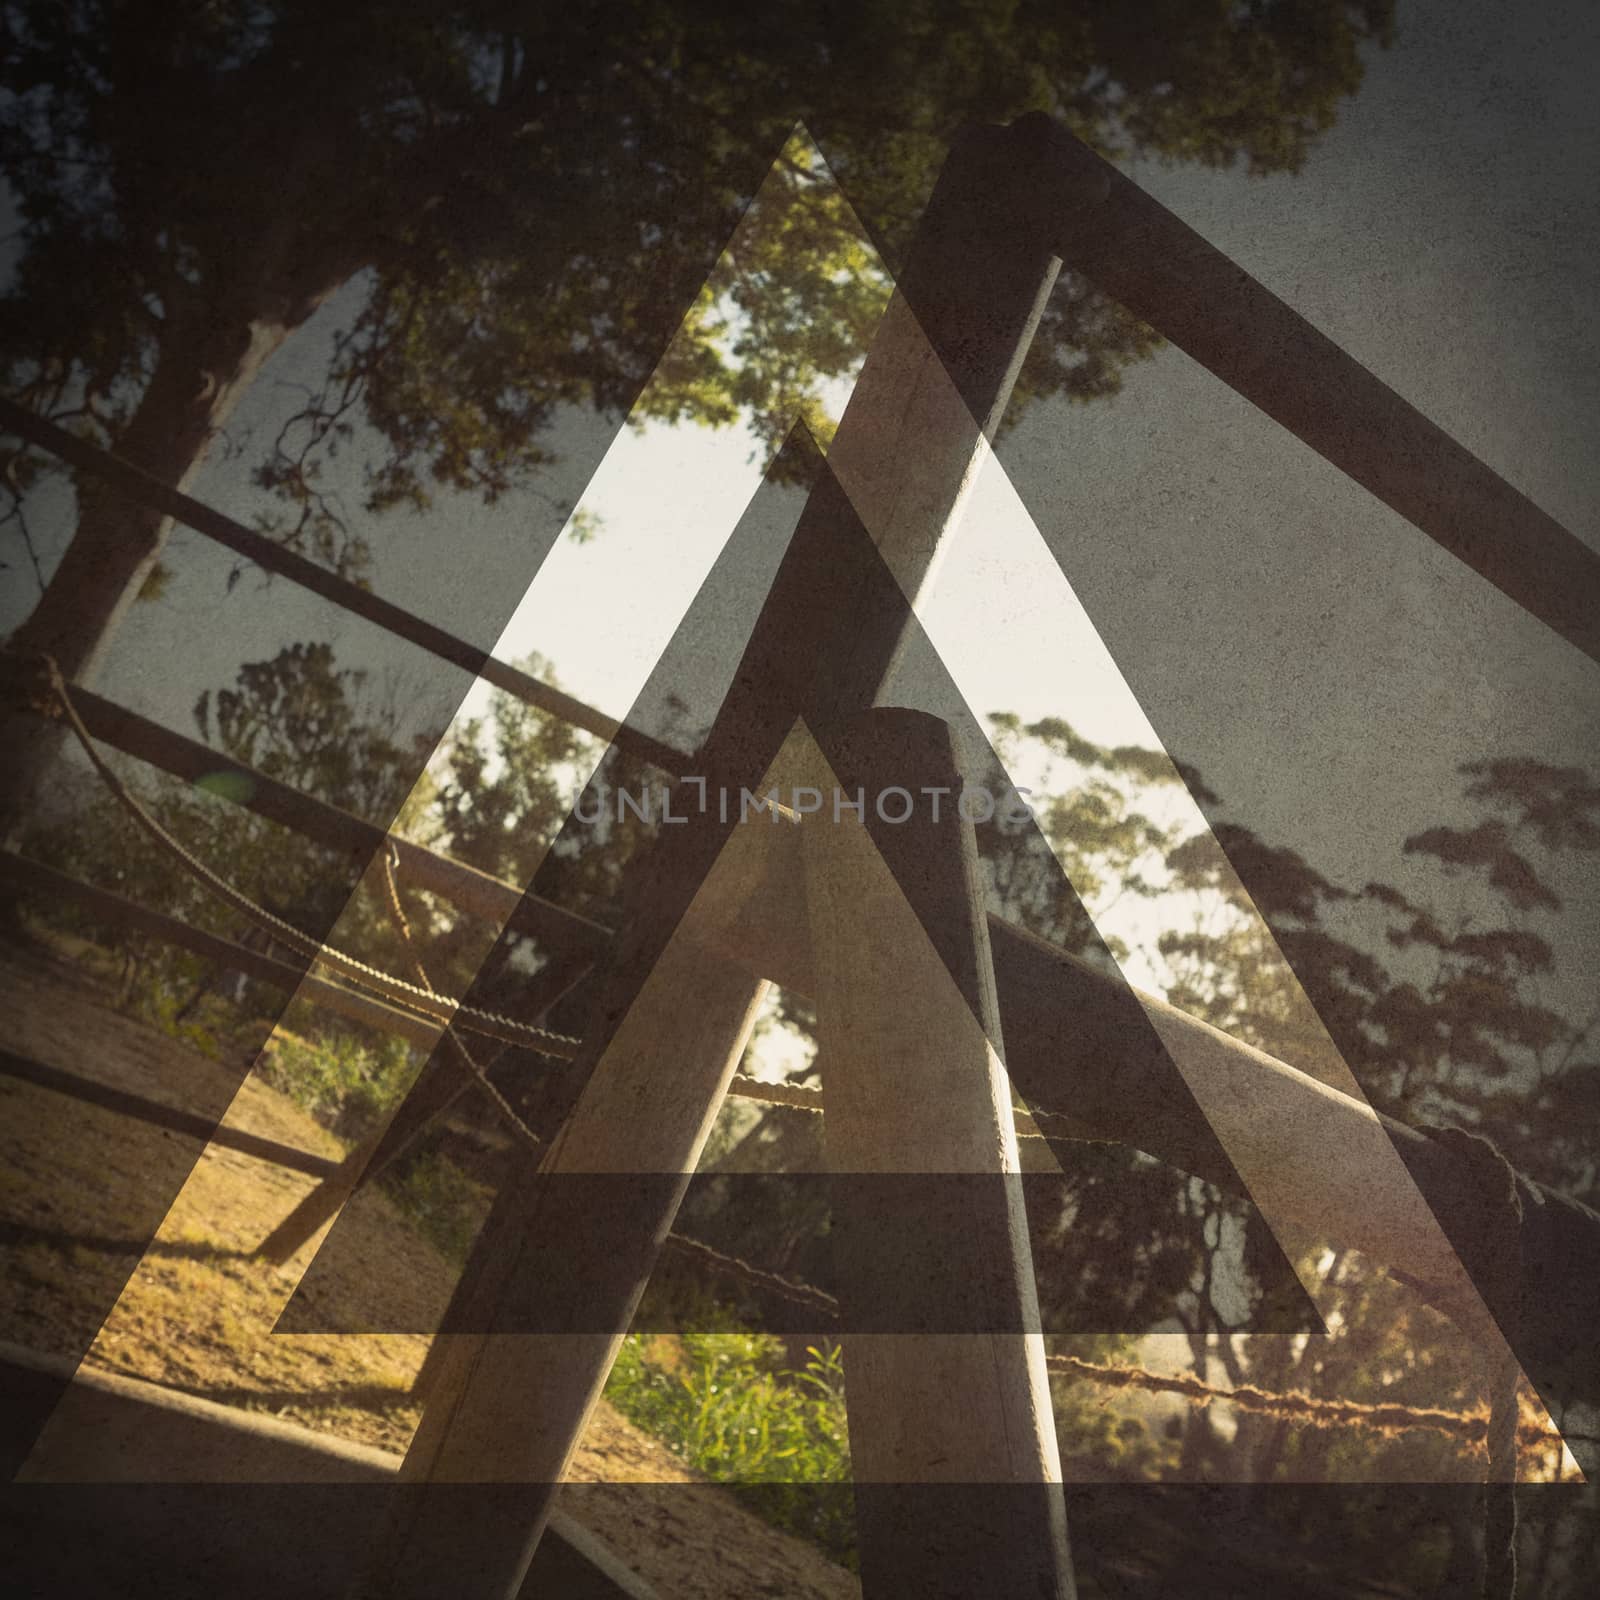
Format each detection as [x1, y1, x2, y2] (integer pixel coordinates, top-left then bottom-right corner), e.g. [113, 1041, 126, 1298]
[983, 714, 1597, 1586]
[0, 0, 1393, 832]
[191, 640, 422, 823]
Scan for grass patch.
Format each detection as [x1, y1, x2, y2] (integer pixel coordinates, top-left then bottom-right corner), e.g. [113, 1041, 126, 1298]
[604, 1332, 856, 1568]
[382, 1149, 489, 1262]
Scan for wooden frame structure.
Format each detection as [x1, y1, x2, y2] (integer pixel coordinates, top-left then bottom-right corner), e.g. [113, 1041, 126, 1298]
[4, 111, 1598, 1600]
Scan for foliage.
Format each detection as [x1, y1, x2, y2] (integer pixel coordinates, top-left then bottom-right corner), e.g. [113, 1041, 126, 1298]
[978, 710, 1597, 1531]
[20, 763, 305, 1016]
[604, 1332, 856, 1566]
[421, 650, 595, 885]
[382, 1148, 488, 1264]
[191, 640, 424, 820]
[0, 0, 1394, 602]
[259, 1028, 417, 1143]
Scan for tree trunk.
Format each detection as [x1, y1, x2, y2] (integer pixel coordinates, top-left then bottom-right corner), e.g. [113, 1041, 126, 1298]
[1, 307, 306, 847]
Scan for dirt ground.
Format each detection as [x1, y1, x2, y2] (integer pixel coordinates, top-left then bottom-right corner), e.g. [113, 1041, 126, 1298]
[0, 937, 859, 1600]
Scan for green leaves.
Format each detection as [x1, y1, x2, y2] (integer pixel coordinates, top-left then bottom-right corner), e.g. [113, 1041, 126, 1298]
[605, 1332, 856, 1564]
[3, 1, 1396, 557]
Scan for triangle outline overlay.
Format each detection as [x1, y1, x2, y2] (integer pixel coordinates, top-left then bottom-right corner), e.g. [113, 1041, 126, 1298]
[29, 124, 1575, 1483]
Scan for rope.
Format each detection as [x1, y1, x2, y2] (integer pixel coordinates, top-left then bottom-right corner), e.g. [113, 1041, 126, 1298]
[1043, 1354, 1557, 1456]
[377, 845, 542, 1157]
[627, 1206, 1568, 1466]
[660, 1233, 844, 1320]
[726, 1075, 824, 1113]
[25, 650, 583, 1058]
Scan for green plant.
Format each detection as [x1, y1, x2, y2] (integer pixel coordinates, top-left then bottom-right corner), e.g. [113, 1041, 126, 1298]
[382, 1150, 489, 1264]
[604, 1332, 856, 1566]
[260, 1029, 417, 1142]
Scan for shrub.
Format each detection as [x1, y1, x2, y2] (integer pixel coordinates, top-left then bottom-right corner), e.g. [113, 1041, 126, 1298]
[260, 1029, 417, 1141]
[383, 1150, 489, 1262]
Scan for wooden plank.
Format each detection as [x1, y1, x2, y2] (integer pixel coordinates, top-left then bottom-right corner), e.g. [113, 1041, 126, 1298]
[1023, 115, 1600, 665]
[803, 710, 1073, 1599]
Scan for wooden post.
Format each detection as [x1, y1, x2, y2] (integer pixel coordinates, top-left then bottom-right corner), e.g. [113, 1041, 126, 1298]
[360, 928, 772, 1598]
[803, 710, 1073, 1600]
[366, 114, 1087, 1600]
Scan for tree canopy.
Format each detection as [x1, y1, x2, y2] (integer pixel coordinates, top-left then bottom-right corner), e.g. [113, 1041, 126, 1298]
[1, 1, 1392, 645]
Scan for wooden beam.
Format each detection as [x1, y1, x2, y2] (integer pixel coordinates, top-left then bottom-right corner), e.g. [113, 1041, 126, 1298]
[360, 931, 771, 1598]
[0, 1047, 338, 1180]
[0, 849, 443, 1048]
[804, 711, 1073, 1599]
[1021, 114, 1600, 666]
[46, 687, 612, 957]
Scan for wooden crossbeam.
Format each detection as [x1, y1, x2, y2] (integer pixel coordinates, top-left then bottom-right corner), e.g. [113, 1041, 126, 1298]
[803, 710, 1074, 1598]
[1023, 114, 1600, 665]
[0, 397, 688, 777]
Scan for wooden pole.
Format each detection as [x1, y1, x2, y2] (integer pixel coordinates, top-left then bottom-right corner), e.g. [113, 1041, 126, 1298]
[804, 710, 1074, 1599]
[368, 115, 1076, 1600]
